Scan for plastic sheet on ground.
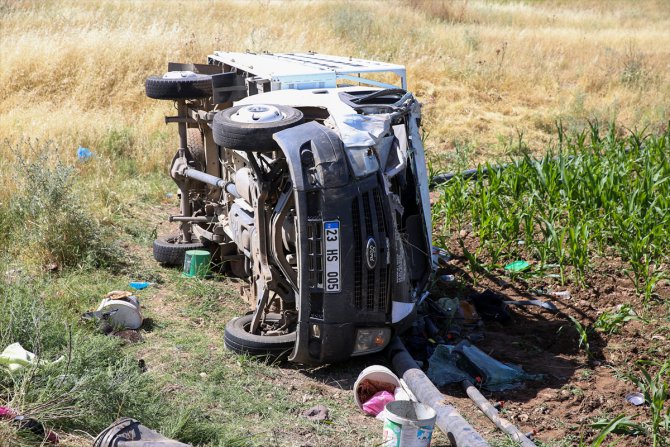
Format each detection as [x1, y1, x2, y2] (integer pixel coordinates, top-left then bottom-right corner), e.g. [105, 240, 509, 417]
[427, 341, 544, 391]
[0, 343, 63, 373]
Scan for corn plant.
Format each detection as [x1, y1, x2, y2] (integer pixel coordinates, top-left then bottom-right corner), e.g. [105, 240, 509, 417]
[586, 414, 646, 446]
[433, 124, 670, 299]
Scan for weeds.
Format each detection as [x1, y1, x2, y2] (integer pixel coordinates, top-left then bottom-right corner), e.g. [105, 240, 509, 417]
[587, 415, 646, 446]
[567, 316, 592, 359]
[3, 144, 122, 270]
[594, 304, 646, 335]
[0, 274, 163, 435]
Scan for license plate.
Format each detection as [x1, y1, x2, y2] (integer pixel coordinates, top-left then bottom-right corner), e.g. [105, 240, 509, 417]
[323, 220, 340, 293]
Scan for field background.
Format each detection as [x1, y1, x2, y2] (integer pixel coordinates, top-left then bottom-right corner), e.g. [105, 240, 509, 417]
[2, 0, 669, 189]
[1, 1, 669, 446]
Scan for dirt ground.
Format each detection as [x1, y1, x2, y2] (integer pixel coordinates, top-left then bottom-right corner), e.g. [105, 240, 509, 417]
[427, 231, 670, 446]
[120, 201, 669, 447]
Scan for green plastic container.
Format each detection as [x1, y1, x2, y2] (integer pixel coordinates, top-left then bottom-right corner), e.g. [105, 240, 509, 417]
[183, 250, 211, 278]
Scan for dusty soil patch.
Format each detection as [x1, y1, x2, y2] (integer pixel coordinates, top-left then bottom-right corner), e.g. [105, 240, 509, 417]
[431, 235, 670, 446]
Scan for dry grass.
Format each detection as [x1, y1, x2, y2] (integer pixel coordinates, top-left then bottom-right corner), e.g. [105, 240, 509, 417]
[1, 0, 668, 201]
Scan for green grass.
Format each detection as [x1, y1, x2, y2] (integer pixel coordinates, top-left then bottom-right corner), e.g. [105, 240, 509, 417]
[433, 122, 670, 301]
[2, 125, 669, 445]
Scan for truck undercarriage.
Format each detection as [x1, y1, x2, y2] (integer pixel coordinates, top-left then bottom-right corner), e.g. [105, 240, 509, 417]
[146, 52, 433, 364]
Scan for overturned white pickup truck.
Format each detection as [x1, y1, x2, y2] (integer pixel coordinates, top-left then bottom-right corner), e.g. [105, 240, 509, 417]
[145, 52, 432, 364]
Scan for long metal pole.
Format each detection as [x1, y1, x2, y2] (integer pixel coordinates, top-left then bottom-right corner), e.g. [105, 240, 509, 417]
[176, 100, 192, 242]
[387, 337, 490, 447]
[461, 380, 537, 447]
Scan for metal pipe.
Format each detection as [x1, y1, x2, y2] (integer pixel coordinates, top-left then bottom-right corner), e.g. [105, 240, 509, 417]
[180, 168, 240, 198]
[176, 100, 191, 242]
[387, 337, 490, 447]
[169, 215, 216, 223]
[182, 168, 225, 189]
[461, 380, 537, 447]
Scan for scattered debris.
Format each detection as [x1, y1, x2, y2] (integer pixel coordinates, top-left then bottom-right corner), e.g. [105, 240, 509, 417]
[363, 390, 395, 417]
[86, 291, 143, 330]
[504, 299, 558, 312]
[354, 365, 401, 410]
[302, 404, 329, 422]
[12, 415, 60, 444]
[76, 146, 92, 161]
[94, 418, 191, 447]
[470, 290, 511, 322]
[431, 246, 451, 268]
[459, 300, 482, 324]
[625, 392, 645, 406]
[382, 400, 436, 447]
[426, 341, 544, 391]
[0, 343, 63, 373]
[549, 290, 571, 299]
[438, 274, 455, 284]
[504, 260, 530, 273]
[129, 281, 152, 290]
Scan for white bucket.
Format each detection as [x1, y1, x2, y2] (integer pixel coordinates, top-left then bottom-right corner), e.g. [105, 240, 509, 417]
[354, 365, 401, 410]
[97, 294, 143, 330]
[382, 400, 436, 447]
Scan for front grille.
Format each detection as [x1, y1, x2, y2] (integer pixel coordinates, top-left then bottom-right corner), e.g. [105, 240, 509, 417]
[352, 200, 363, 308]
[306, 219, 323, 288]
[351, 187, 390, 312]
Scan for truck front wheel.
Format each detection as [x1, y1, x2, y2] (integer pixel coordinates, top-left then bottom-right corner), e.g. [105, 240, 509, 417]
[224, 313, 296, 358]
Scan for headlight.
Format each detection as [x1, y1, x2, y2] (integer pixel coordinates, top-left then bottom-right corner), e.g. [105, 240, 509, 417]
[352, 328, 391, 356]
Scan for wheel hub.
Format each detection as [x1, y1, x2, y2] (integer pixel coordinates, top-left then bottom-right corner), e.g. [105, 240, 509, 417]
[231, 105, 284, 123]
[162, 71, 199, 79]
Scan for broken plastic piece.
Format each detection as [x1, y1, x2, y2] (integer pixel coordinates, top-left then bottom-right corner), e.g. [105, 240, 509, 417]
[549, 290, 571, 299]
[129, 281, 151, 290]
[625, 392, 644, 406]
[0, 343, 63, 373]
[438, 274, 455, 283]
[504, 260, 530, 273]
[431, 246, 451, 268]
[94, 292, 143, 330]
[77, 146, 92, 161]
[504, 299, 558, 312]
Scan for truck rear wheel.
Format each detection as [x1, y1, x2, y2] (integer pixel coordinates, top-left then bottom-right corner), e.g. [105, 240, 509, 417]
[153, 234, 205, 266]
[212, 104, 303, 151]
[224, 313, 296, 358]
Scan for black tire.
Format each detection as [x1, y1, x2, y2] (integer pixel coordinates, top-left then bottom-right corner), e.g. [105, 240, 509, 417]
[153, 234, 205, 266]
[186, 127, 205, 171]
[212, 104, 304, 151]
[224, 313, 296, 358]
[145, 73, 212, 100]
